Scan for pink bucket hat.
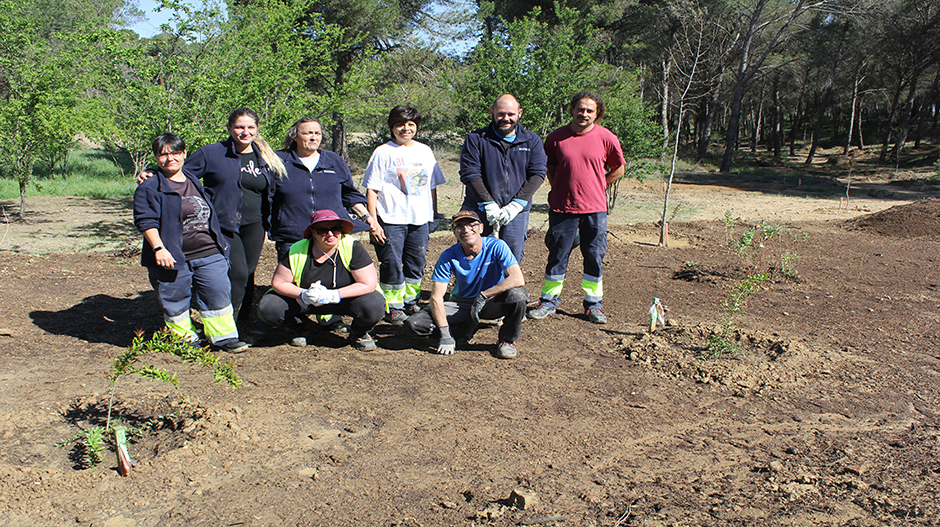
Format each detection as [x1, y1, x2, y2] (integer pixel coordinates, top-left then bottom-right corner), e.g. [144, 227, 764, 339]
[303, 209, 354, 239]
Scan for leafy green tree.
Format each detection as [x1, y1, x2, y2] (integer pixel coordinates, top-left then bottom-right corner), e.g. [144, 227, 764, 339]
[294, 0, 441, 158]
[88, 0, 340, 177]
[459, 3, 601, 136]
[459, 2, 657, 150]
[0, 0, 82, 220]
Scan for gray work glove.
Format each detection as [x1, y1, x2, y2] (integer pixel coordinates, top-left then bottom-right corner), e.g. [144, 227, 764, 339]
[482, 202, 501, 227]
[469, 293, 488, 326]
[437, 325, 456, 355]
[498, 200, 525, 226]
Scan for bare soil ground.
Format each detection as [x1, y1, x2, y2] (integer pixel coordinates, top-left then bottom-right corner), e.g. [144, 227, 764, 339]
[1, 148, 940, 526]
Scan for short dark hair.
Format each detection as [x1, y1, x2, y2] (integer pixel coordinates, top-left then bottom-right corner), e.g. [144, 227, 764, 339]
[152, 133, 186, 157]
[282, 116, 324, 150]
[388, 105, 421, 131]
[228, 107, 259, 128]
[569, 91, 605, 121]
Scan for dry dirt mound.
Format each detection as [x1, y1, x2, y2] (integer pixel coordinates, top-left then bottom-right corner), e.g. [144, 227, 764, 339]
[847, 197, 940, 238]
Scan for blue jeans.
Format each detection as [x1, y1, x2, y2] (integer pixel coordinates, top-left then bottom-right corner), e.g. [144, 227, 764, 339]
[148, 252, 240, 345]
[481, 209, 529, 264]
[372, 221, 429, 310]
[539, 211, 607, 310]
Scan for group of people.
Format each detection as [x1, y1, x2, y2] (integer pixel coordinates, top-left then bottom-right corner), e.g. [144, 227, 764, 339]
[133, 90, 625, 359]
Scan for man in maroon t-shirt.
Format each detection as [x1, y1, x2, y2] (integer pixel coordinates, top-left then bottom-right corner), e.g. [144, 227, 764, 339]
[528, 91, 625, 324]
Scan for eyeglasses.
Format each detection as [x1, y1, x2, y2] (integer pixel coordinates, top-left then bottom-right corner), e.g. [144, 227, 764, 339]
[315, 225, 343, 235]
[452, 221, 482, 232]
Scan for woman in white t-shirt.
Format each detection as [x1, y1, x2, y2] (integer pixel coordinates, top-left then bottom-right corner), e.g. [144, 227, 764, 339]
[363, 105, 445, 325]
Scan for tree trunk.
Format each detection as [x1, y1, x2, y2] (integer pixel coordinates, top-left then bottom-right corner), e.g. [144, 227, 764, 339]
[661, 54, 671, 154]
[721, 0, 792, 172]
[331, 114, 348, 160]
[19, 177, 27, 222]
[844, 74, 862, 154]
[889, 74, 920, 163]
[752, 88, 764, 152]
[720, 76, 747, 172]
[805, 87, 832, 164]
[695, 80, 720, 162]
[857, 96, 866, 150]
[789, 97, 804, 157]
[770, 76, 782, 157]
[330, 56, 351, 160]
[879, 82, 903, 162]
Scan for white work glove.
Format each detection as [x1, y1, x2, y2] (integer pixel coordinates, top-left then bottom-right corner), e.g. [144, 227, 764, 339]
[315, 288, 341, 305]
[300, 281, 327, 307]
[498, 200, 525, 226]
[482, 202, 501, 227]
[437, 325, 456, 355]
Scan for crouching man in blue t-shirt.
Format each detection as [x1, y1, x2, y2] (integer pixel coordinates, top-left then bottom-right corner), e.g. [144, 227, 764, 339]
[405, 210, 528, 359]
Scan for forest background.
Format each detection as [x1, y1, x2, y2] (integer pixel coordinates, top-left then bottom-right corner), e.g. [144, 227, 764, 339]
[1, 0, 939, 221]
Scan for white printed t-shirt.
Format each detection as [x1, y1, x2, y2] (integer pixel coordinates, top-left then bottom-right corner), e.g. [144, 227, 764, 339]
[362, 141, 443, 225]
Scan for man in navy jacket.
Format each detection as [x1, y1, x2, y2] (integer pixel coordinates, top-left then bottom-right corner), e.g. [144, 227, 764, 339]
[458, 94, 547, 263]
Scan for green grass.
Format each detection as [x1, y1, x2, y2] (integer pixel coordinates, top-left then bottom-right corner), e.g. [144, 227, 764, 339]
[0, 149, 137, 199]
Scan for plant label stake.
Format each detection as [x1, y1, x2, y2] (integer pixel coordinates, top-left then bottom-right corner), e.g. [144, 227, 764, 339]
[114, 426, 135, 476]
[648, 298, 665, 332]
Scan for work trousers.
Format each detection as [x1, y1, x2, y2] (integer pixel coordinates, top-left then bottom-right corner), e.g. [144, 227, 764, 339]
[405, 287, 529, 344]
[480, 209, 530, 264]
[148, 252, 240, 346]
[372, 221, 429, 311]
[539, 211, 607, 311]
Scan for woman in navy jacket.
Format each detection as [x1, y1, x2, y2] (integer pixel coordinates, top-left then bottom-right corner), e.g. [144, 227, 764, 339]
[270, 116, 377, 261]
[143, 108, 287, 327]
[134, 133, 247, 352]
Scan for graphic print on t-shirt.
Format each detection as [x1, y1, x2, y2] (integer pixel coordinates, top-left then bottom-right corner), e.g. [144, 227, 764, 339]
[182, 195, 211, 235]
[386, 157, 429, 196]
[239, 152, 263, 179]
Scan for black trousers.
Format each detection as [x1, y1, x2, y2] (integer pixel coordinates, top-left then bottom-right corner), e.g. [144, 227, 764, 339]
[257, 289, 386, 337]
[222, 221, 265, 323]
[405, 287, 529, 343]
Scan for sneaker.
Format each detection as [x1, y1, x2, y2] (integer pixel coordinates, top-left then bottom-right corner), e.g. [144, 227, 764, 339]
[384, 310, 409, 326]
[403, 303, 422, 316]
[325, 320, 351, 334]
[495, 341, 517, 359]
[586, 308, 607, 324]
[350, 333, 377, 351]
[320, 315, 350, 333]
[290, 335, 311, 347]
[527, 304, 556, 320]
[216, 340, 249, 353]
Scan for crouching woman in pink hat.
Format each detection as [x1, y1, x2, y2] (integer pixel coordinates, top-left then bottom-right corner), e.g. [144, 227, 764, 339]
[258, 210, 385, 350]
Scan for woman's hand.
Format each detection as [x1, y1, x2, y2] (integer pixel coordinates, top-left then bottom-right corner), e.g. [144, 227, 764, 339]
[136, 169, 156, 185]
[370, 223, 387, 245]
[155, 247, 176, 269]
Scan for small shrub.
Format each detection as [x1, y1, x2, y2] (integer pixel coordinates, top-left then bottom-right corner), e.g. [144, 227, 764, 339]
[702, 272, 769, 360]
[59, 328, 241, 469]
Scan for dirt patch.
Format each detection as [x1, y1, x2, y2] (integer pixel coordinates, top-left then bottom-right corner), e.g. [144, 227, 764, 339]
[846, 197, 940, 238]
[1, 165, 940, 526]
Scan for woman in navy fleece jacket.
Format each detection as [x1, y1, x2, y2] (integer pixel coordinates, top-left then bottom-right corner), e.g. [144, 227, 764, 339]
[142, 108, 287, 328]
[270, 116, 377, 262]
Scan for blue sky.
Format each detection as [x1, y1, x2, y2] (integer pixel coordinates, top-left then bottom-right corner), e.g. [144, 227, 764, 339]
[127, 0, 476, 54]
[128, 0, 175, 37]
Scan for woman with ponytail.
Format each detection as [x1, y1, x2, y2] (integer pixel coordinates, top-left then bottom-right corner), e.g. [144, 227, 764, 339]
[139, 108, 287, 331]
